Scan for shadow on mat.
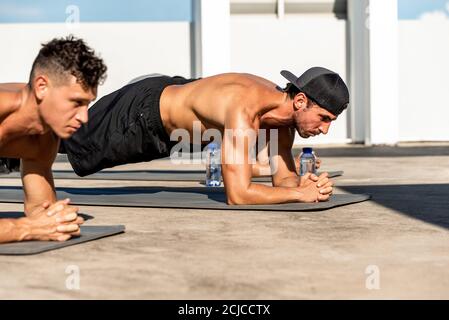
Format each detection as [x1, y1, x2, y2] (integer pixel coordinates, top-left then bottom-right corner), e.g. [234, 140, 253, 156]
[0, 186, 227, 202]
[339, 184, 449, 230]
[53, 169, 206, 174]
[63, 186, 228, 202]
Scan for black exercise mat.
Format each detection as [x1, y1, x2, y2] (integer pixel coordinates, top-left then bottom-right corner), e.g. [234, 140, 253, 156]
[0, 170, 343, 181]
[0, 225, 125, 255]
[0, 186, 370, 212]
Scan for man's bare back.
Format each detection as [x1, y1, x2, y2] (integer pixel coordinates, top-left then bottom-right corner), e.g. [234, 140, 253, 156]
[160, 73, 288, 140]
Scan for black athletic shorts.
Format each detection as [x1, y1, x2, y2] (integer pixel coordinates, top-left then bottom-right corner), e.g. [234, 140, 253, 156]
[60, 75, 197, 176]
[0, 157, 20, 174]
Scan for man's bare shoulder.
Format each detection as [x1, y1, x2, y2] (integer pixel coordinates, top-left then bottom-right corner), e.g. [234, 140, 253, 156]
[0, 84, 26, 146]
[0, 83, 25, 117]
[172, 73, 284, 126]
[0, 83, 27, 91]
[194, 73, 281, 101]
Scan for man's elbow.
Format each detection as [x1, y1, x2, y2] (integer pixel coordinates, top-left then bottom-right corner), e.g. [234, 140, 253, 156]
[226, 189, 250, 205]
[226, 194, 245, 205]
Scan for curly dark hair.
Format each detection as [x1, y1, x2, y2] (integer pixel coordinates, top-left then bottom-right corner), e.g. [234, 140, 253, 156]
[29, 35, 107, 90]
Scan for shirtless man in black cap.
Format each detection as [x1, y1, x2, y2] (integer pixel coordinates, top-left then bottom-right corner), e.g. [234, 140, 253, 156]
[0, 36, 107, 243]
[62, 67, 349, 205]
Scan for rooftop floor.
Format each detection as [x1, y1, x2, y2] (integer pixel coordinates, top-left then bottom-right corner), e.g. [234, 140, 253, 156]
[1, 144, 448, 299]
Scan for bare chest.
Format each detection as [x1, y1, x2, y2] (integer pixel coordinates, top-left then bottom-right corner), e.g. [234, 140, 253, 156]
[0, 132, 58, 162]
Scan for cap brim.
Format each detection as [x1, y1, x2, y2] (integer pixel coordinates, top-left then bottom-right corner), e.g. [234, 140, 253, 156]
[280, 70, 299, 84]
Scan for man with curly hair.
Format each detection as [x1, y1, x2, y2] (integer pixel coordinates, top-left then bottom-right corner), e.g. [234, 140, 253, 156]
[0, 36, 107, 243]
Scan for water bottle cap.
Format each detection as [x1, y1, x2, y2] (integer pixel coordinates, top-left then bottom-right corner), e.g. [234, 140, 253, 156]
[302, 147, 313, 153]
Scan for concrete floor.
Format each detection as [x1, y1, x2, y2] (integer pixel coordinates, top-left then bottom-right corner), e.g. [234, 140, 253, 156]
[1, 144, 449, 299]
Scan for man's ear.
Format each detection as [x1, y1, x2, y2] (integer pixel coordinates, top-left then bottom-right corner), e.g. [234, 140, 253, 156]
[33, 75, 49, 101]
[293, 92, 307, 111]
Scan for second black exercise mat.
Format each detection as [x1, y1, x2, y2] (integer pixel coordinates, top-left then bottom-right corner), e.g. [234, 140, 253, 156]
[0, 170, 344, 181]
[0, 186, 369, 212]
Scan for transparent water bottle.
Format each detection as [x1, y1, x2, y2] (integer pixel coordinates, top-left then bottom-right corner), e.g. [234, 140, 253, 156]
[205, 143, 222, 187]
[298, 147, 317, 176]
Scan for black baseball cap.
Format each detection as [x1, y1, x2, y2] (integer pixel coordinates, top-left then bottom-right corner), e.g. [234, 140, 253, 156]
[280, 67, 349, 116]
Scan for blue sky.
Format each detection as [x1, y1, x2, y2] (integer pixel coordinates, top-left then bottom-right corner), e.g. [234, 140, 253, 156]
[0, 0, 448, 23]
[398, 0, 449, 19]
[0, 0, 192, 23]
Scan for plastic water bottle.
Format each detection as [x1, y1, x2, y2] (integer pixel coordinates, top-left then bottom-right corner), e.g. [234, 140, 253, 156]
[298, 147, 317, 176]
[205, 143, 222, 187]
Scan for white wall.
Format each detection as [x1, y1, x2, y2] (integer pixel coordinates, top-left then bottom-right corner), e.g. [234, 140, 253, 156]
[398, 19, 449, 141]
[193, 0, 231, 77]
[230, 13, 349, 145]
[5, 4, 447, 144]
[0, 22, 192, 101]
[348, 0, 399, 146]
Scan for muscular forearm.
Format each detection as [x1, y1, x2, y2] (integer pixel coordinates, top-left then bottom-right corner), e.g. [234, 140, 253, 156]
[226, 183, 303, 205]
[21, 147, 58, 216]
[251, 161, 302, 187]
[274, 176, 301, 188]
[0, 218, 28, 243]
